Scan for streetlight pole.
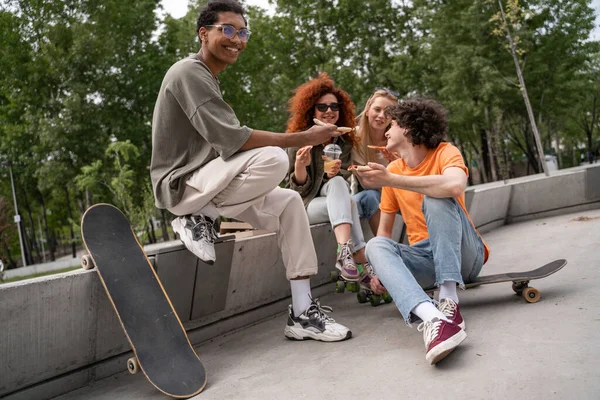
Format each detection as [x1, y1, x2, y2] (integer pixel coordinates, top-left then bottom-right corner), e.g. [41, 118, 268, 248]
[8, 166, 27, 267]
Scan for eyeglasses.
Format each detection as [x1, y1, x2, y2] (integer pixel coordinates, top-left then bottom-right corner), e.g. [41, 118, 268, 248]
[205, 24, 251, 42]
[374, 87, 400, 97]
[315, 103, 340, 112]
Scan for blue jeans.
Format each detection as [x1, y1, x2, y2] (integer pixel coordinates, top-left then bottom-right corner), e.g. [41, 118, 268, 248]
[353, 189, 381, 219]
[365, 196, 485, 324]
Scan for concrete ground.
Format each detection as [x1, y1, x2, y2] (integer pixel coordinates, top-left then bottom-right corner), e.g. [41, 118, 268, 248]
[54, 209, 600, 400]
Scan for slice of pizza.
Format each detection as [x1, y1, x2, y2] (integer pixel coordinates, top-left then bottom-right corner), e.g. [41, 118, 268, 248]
[347, 164, 372, 172]
[313, 118, 353, 133]
[367, 145, 387, 151]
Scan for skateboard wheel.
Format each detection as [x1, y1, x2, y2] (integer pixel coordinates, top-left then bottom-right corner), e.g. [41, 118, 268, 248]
[523, 287, 540, 303]
[512, 281, 528, 296]
[357, 291, 368, 304]
[329, 271, 339, 283]
[370, 294, 381, 307]
[81, 255, 94, 270]
[382, 293, 393, 303]
[346, 282, 359, 293]
[335, 281, 346, 293]
[127, 357, 139, 374]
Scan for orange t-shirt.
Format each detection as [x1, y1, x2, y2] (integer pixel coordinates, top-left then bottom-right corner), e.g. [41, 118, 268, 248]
[380, 143, 490, 262]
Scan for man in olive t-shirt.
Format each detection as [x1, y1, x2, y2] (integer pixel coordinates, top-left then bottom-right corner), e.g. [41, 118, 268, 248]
[150, 0, 353, 342]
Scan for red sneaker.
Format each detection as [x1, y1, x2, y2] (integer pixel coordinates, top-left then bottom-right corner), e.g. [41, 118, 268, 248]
[437, 299, 465, 329]
[418, 318, 467, 365]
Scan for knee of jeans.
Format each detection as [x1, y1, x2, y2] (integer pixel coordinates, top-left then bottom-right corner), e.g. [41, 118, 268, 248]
[364, 192, 380, 214]
[329, 175, 347, 188]
[421, 195, 456, 215]
[365, 236, 388, 260]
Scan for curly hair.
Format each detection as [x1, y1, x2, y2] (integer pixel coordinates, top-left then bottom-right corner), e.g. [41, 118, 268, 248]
[197, 0, 247, 34]
[286, 73, 357, 145]
[384, 97, 448, 149]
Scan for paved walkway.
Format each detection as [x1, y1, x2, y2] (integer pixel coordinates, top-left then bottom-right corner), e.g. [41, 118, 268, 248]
[54, 209, 600, 400]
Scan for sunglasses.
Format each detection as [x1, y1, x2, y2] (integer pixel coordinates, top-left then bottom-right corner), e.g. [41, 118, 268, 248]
[205, 24, 251, 42]
[375, 87, 400, 97]
[315, 102, 341, 112]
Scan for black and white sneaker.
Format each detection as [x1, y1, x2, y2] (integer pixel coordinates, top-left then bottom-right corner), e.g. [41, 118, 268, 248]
[284, 298, 352, 342]
[171, 214, 218, 265]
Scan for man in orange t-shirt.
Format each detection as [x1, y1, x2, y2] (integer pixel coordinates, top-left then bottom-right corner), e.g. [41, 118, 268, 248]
[356, 98, 490, 365]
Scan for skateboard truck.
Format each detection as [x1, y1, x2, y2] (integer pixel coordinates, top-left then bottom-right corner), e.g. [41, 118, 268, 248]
[511, 280, 541, 303]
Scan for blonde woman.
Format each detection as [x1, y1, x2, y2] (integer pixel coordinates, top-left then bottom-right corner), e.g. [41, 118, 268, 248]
[352, 88, 399, 234]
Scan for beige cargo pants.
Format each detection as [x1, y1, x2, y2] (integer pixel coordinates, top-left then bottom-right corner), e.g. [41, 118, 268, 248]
[169, 147, 317, 280]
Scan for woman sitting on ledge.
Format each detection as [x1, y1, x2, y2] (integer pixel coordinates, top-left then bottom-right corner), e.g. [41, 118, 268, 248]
[284, 72, 373, 285]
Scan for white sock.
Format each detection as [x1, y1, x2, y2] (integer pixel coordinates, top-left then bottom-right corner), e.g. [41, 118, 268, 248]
[290, 279, 312, 317]
[438, 281, 459, 303]
[412, 301, 448, 323]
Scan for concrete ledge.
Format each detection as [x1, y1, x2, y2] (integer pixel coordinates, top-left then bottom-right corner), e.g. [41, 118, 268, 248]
[2, 257, 82, 280]
[467, 185, 512, 234]
[465, 164, 600, 228]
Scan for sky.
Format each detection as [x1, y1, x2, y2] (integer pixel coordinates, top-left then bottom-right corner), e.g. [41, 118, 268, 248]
[161, 0, 600, 39]
[161, 0, 274, 18]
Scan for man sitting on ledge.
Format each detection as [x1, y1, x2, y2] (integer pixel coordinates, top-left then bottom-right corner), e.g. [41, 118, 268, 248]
[150, 0, 352, 342]
[356, 97, 490, 364]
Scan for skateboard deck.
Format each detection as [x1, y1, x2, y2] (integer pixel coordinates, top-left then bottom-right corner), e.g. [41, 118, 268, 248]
[332, 259, 567, 305]
[81, 204, 206, 398]
[425, 258, 567, 303]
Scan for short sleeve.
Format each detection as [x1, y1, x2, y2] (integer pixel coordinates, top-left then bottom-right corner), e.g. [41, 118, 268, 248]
[190, 98, 252, 160]
[439, 144, 468, 178]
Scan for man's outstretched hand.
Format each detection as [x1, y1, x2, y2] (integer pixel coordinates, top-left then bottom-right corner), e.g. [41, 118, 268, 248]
[355, 162, 392, 189]
[305, 124, 343, 145]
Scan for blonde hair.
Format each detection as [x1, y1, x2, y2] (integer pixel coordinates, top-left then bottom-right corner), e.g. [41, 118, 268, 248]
[353, 90, 398, 165]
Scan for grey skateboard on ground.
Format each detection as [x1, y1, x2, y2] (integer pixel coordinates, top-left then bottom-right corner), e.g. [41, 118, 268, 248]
[425, 259, 568, 303]
[81, 203, 207, 398]
[332, 259, 566, 306]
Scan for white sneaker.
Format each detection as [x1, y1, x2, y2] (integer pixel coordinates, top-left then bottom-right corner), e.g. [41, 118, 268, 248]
[171, 215, 218, 265]
[284, 299, 352, 342]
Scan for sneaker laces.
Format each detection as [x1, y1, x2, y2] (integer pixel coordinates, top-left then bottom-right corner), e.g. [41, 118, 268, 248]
[338, 241, 354, 267]
[436, 299, 457, 319]
[190, 215, 218, 243]
[363, 262, 376, 278]
[306, 297, 335, 323]
[417, 319, 442, 349]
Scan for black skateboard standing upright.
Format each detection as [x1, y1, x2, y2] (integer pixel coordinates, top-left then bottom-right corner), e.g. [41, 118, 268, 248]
[81, 203, 206, 398]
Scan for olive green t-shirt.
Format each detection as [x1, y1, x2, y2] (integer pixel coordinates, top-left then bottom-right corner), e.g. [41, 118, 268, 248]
[150, 55, 252, 208]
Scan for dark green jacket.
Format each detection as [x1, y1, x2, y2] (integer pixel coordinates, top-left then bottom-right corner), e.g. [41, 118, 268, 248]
[285, 136, 353, 208]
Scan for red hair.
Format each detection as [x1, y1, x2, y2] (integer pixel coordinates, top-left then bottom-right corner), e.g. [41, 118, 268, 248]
[286, 73, 357, 145]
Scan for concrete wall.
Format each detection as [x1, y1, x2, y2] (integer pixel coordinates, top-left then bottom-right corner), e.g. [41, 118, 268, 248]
[0, 224, 339, 399]
[465, 164, 600, 230]
[1, 163, 599, 399]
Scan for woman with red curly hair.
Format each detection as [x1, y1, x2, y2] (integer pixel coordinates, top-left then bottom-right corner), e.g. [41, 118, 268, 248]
[284, 73, 372, 284]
